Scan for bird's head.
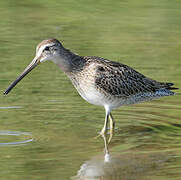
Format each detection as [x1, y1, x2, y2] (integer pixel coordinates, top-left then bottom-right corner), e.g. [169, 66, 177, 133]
[35, 39, 63, 63]
[4, 39, 63, 95]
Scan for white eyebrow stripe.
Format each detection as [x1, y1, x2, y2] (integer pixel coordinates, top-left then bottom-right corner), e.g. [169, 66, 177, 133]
[36, 44, 47, 57]
[36, 43, 55, 57]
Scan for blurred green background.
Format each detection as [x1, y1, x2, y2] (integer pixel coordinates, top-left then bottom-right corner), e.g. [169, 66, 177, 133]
[0, 0, 181, 179]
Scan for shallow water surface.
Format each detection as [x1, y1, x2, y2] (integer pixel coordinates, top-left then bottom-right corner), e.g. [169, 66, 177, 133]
[0, 0, 181, 179]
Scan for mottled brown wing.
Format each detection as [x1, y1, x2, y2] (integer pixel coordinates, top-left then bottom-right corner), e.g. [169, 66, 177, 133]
[92, 58, 163, 97]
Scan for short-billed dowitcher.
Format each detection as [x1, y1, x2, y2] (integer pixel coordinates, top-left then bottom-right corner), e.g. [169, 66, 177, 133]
[4, 39, 178, 140]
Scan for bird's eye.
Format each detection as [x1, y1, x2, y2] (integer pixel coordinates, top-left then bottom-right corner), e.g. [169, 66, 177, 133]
[44, 46, 50, 51]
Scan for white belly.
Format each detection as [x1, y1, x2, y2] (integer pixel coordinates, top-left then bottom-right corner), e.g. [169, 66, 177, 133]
[79, 86, 106, 106]
[75, 83, 126, 110]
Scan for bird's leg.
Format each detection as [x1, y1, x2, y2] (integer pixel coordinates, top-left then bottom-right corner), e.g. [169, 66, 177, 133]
[109, 113, 115, 132]
[108, 113, 115, 143]
[94, 106, 110, 139]
[99, 112, 109, 136]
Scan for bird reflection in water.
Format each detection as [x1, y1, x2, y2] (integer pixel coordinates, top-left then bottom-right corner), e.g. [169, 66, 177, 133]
[72, 134, 170, 180]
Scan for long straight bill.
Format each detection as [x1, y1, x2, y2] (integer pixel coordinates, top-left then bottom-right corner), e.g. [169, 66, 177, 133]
[4, 58, 40, 95]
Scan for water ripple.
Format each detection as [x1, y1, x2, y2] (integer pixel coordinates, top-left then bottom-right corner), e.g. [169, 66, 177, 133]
[0, 106, 23, 109]
[0, 131, 33, 146]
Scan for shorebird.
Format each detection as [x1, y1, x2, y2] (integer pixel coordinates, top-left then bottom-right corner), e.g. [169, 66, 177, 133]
[4, 39, 178, 141]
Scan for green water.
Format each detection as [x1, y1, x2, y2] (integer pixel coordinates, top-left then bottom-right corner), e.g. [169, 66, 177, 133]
[0, 0, 181, 179]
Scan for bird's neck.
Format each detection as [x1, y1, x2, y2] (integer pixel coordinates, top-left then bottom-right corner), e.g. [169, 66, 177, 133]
[52, 48, 85, 74]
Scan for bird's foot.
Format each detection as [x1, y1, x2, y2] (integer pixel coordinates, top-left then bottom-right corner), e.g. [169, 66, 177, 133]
[94, 127, 114, 143]
[94, 127, 108, 139]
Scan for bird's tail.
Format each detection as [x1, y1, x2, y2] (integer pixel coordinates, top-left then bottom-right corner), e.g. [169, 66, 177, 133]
[164, 83, 179, 90]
